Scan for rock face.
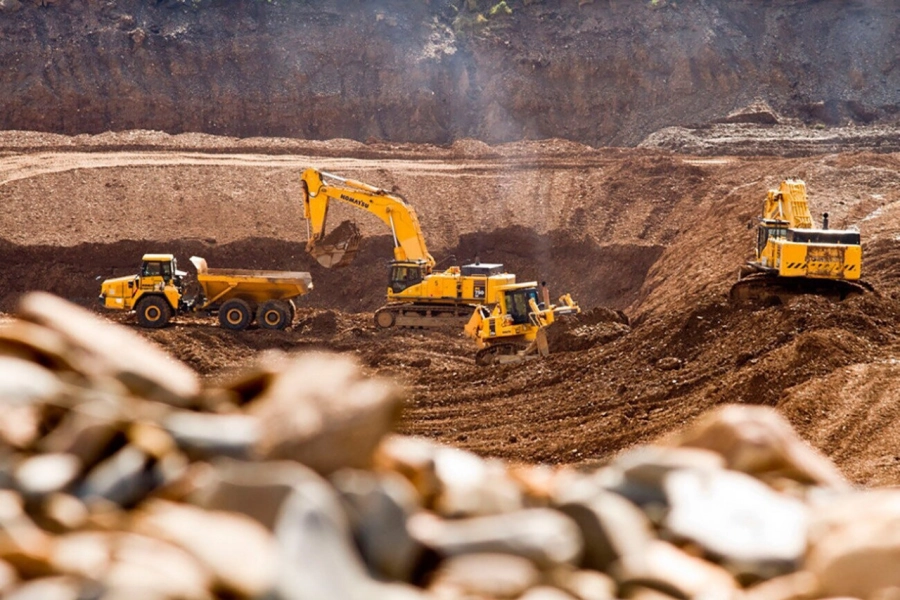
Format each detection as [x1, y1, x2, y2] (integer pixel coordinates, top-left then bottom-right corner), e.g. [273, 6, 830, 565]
[0, 0, 897, 146]
[4, 292, 900, 599]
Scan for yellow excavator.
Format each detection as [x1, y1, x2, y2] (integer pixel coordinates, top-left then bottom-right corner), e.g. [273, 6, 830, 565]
[730, 179, 870, 303]
[464, 281, 580, 366]
[300, 168, 517, 328]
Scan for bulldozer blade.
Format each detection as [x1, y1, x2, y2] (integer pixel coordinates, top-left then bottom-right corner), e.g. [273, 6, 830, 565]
[307, 220, 362, 269]
[535, 328, 550, 357]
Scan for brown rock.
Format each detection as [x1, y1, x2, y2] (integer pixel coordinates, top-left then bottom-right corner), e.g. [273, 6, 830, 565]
[674, 405, 849, 489]
[77, 445, 154, 507]
[556, 490, 655, 573]
[613, 540, 739, 599]
[805, 489, 900, 598]
[0, 321, 81, 377]
[663, 467, 808, 578]
[331, 468, 423, 581]
[428, 553, 541, 599]
[3, 576, 82, 600]
[249, 352, 404, 475]
[17, 292, 200, 406]
[131, 499, 277, 598]
[432, 448, 524, 517]
[742, 571, 819, 600]
[547, 567, 616, 600]
[0, 356, 64, 408]
[0, 558, 19, 595]
[38, 400, 122, 468]
[191, 458, 320, 530]
[40, 493, 89, 532]
[408, 509, 583, 568]
[273, 473, 426, 600]
[374, 435, 442, 505]
[162, 410, 260, 460]
[520, 586, 580, 600]
[103, 532, 213, 600]
[13, 453, 81, 499]
[0, 490, 55, 577]
[0, 405, 41, 450]
[50, 531, 114, 581]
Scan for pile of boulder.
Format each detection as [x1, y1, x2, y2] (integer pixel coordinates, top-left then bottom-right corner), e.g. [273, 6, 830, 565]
[0, 292, 895, 599]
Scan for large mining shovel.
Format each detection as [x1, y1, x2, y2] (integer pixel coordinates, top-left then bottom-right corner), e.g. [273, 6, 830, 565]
[307, 220, 362, 269]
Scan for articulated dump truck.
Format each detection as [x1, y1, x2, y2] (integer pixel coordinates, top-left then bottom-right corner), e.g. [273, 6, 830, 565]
[100, 254, 313, 330]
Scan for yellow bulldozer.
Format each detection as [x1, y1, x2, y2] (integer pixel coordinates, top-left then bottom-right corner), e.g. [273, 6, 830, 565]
[464, 281, 580, 366]
[730, 179, 871, 304]
[300, 168, 517, 329]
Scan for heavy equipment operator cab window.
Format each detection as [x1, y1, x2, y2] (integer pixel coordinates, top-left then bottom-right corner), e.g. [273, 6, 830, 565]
[142, 260, 174, 283]
[757, 226, 769, 254]
[142, 261, 162, 278]
[505, 288, 540, 325]
[389, 264, 424, 293]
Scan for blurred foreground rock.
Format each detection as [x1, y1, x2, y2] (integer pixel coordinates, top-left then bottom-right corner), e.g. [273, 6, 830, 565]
[0, 292, 894, 599]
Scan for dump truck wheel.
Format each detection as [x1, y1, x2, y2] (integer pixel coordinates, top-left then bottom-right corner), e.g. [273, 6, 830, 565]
[219, 298, 253, 331]
[257, 300, 291, 330]
[136, 296, 172, 329]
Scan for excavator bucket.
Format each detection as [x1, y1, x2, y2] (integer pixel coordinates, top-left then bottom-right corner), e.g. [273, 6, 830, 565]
[307, 220, 362, 269]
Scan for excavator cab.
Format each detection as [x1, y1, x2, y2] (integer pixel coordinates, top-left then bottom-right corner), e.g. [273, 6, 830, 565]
[389, 261, 427, 293]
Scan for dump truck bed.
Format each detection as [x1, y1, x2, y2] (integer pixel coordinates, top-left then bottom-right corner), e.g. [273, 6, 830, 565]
[190, 257, 313, 308]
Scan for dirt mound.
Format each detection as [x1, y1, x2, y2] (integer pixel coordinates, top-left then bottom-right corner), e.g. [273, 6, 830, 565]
[545, 306, 630, 353]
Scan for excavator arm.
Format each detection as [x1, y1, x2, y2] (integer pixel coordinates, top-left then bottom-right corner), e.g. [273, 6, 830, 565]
[300, 168, 435, 269]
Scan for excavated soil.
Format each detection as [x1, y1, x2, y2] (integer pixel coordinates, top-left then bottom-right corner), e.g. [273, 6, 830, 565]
[3, 130, 900, 486]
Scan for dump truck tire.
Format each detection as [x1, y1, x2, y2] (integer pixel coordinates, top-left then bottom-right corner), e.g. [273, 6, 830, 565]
[219, 298, 253, 331]
[135, 295, 172, 329]
[257, 300, 291, 330]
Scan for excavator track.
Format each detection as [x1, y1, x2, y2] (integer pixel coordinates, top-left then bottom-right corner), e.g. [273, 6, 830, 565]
[729, 272, 874, 305]
[374, 303, 480, 330]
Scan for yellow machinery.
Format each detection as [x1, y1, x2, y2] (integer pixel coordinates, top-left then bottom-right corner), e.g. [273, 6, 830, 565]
[100, 254, 313, 330]
[464, 282, 580, 366]
[731, 179, 869, 303]
[300, 168, 517, 328]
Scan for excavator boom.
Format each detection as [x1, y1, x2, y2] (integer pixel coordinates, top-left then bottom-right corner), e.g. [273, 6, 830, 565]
[298, 168, 523, 330]
[300, 168, 435, 269]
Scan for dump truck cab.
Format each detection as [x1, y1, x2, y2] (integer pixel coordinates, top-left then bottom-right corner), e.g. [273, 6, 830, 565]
[99, 253, 185, 328]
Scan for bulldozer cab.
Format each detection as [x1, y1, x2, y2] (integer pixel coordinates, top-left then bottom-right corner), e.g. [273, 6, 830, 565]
[502, 287, 540, 325]
[389, 261, 426, 293]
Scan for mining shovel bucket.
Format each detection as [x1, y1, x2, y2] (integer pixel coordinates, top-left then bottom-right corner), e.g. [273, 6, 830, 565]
[307, 220, 362, 269]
